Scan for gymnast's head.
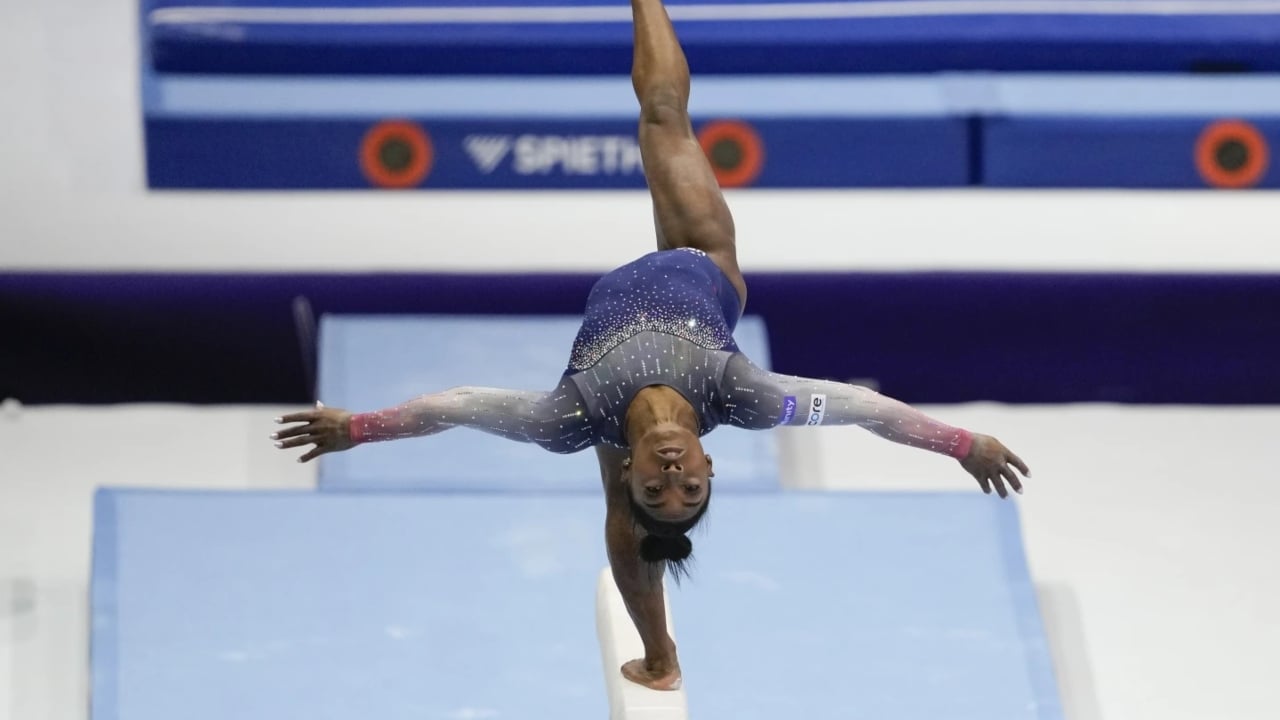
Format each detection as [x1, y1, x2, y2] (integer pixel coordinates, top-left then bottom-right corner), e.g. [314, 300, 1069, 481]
[621, 427, 714, 578]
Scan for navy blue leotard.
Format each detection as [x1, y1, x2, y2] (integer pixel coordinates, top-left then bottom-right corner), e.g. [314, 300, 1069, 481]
[350, 249, 973, 460]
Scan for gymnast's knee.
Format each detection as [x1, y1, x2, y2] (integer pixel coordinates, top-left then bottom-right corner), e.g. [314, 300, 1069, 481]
[639, 95, 688, 130]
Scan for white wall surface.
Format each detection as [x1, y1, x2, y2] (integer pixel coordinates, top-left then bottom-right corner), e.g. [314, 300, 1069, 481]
[3, 1, 1280, 275]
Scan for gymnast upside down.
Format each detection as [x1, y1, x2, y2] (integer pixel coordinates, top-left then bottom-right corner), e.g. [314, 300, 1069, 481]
[273, 0, 1030, 693]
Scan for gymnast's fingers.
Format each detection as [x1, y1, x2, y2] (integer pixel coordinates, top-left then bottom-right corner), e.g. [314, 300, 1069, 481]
[278, 410, 317, 425]
[276, 435, 315, 450]
[974, 473, 992, 495]
[298, 445, 330, 463]
[271, 423, 314, 441]
[1008, 451, 1031, 478]
[990, 472, 1009, 499]
[1000, 466, 1023, 495]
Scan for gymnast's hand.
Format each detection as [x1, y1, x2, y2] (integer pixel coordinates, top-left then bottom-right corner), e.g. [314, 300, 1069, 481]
[621, 656, 682, 691]
[272, 403, 356, 463]
[959, 434, 1031, 499]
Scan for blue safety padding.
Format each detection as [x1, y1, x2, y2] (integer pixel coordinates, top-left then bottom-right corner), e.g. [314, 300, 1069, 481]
[315, 314, 779, 491]
[984, 116, 1280, 188]
[89, 488, 120, 720]
[90, 489, 1062, 720]
[144, 73, 1280, 120]
[143, 0, 1280, 75]
[143, 74, 956, 119]
[144, 115, 970, 189]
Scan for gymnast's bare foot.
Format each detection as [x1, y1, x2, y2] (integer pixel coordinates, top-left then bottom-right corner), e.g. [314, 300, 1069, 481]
[621, 657, 682, 691]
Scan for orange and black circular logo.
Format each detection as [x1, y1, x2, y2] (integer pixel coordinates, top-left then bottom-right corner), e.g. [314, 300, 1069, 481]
[1195, 120, 1270, 189]
[698, 120, 764, 188]
[360, 120, 434, 189]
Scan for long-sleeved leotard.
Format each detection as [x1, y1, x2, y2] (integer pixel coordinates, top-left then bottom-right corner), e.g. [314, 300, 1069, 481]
[719, 354, 972, 458]
[349, 248, 971, 460]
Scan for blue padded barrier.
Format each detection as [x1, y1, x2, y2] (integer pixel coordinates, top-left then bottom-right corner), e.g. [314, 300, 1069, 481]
[145, 74, 1280, 120]
[145, 75, 961, 119]
[144, 0, 1280, 75]
[91, 488, 1062, 720]
[316, 314, 780, 491]
[983, 116, 1280, 188]
[144, 115, 971, 189]
[141, 73, 1280, 190]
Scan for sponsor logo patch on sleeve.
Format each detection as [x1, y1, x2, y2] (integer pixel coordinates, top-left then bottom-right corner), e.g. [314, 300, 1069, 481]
[778, 395, 798, 425]
[806, 394, 827, 426]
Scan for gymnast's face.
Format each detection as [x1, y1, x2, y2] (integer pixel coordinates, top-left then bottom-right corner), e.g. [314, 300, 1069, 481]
[626, 430, 713, 523]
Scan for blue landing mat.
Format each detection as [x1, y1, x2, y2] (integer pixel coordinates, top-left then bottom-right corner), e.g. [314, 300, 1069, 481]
[143, 0, 1280, 75]
[316, 314, 780, 492]
[90, 489, 1062, 720]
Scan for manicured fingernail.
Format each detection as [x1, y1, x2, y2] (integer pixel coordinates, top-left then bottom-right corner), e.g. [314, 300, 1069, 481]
[1015, 488, 1023, 495]
[275, 441, 283, 448]
[273, 417, 283, 423]
[269, 432, 279, 440]
[297, 458, 305, 463]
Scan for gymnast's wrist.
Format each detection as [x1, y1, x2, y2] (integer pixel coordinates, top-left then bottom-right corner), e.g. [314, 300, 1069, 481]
[949, 429, 974, 460]
[347, 413, 369, 444]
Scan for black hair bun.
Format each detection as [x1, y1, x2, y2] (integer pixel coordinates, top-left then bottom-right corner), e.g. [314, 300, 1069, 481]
[639, 534, 693, 563]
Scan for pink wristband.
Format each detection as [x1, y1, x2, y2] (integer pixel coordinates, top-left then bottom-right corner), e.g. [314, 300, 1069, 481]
[949, 429, 974, 460]
[348, 413, 370, 443]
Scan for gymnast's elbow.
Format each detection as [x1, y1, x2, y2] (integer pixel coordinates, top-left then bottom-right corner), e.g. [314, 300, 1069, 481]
[532, 436, 592, 455]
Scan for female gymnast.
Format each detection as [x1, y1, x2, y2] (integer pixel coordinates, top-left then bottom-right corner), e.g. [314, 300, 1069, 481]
[273, 0, 1030, 693]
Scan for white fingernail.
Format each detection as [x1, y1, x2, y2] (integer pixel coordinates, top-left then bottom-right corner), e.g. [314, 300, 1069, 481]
[297, 458, 304, 463]
[273, 417, 283, 423]
[316, 401, 325, 408]
[275, 442, 283, 449]
[269, 433, 279, 440]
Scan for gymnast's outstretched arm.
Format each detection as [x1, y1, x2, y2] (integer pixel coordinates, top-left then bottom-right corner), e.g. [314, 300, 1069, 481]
[272, 382, 591, 462]
[722, 355, 1032, 497]
[598, 444, 683, 692]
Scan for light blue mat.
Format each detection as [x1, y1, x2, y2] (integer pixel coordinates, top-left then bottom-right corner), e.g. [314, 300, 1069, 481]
[90, 489, 1062, 720]
[315, 314, 779, 492]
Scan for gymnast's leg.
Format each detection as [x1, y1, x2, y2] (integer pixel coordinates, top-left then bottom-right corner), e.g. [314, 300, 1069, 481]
[632, 0, 747, 312]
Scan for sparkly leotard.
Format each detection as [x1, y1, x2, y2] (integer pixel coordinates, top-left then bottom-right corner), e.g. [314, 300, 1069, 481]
[350, 249, 972, 460]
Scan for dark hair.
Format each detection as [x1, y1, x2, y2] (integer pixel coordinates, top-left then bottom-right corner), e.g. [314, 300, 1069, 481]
[627, 479, 712, 581]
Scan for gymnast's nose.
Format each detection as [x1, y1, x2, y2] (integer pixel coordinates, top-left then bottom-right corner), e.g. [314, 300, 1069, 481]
[661, 461, 683, 473]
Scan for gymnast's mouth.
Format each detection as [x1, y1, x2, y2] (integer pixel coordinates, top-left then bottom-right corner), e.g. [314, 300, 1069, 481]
[656, 446, 685, 460]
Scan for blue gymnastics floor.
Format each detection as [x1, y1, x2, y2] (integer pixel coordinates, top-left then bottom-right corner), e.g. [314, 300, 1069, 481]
[91, 489, 1062, 720]
[316, 314, 780, 492]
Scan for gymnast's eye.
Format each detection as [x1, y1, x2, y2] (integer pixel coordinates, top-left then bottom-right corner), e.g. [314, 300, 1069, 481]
[644, 485, 662, 497]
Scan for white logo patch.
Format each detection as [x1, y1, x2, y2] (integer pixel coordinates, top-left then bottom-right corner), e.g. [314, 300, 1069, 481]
[806, 394, 827, 426]
[464, 135, 514, 174]
[512, 134, 643, 176]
